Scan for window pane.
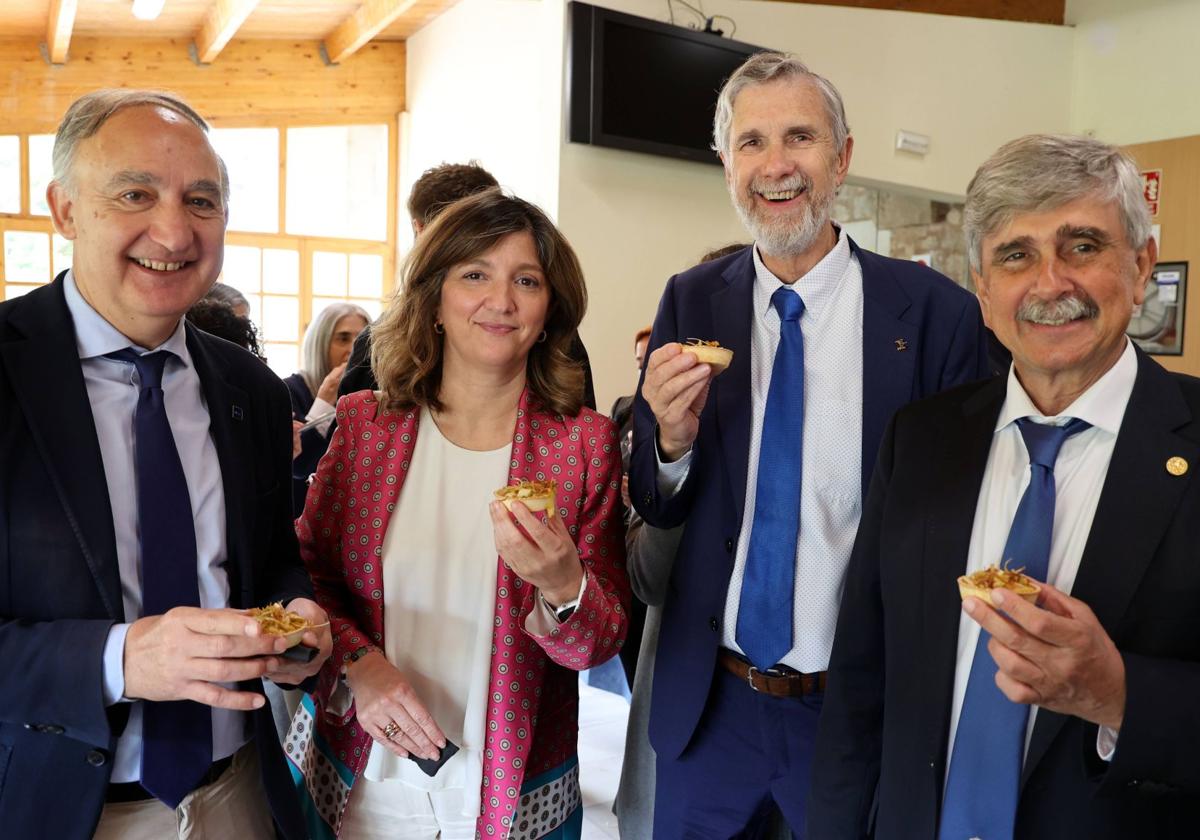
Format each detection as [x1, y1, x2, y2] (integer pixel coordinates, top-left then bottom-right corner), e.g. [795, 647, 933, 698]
[244, 293, 263, 328]
[353, 298, 384, 320]
[0, 136, 18, 213]
[262, 295, 299, 342]
[312, 251, 347, 297]
[221, 245, 262, 292]
[348, 253, 384, 299]
[5, 285, 39, 300]
[286, 125, 388, 241]
[4, 231, 50, 284]
[210, 127, 279, 233]
[264, 343, 298, 378]
[53, 234, 73, 277]
[28, 135, 55, 217]
[262, 248, 299, 294]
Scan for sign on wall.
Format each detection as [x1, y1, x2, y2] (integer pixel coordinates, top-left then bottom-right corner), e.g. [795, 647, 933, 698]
[1142, 169, 1162, 217]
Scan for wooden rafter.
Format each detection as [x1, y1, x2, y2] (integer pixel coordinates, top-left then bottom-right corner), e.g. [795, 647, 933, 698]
[324, 0, 419, 64]
[45, 0, 79, 64]
[194, 0, 261, 64]
[759, 0, 1064, 26]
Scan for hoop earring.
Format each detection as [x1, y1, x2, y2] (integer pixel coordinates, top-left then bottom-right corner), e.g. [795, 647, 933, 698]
[537, 330, 547, 343]
[434, 321, 445, 334]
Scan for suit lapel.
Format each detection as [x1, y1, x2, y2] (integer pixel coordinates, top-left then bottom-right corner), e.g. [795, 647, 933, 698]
[1022, 351, 1198, 786]
[711, 251, 755, 527]
[186, 327, 255, 605]
[857, 243, 919, 496]
[921, 378, 1004, 782]
[0, 278, 123, 619]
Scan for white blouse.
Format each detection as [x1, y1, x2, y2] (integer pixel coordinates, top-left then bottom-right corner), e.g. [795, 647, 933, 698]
[362, 408, 512, 821]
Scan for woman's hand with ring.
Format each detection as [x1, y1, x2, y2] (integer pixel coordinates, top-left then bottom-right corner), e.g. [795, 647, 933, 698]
[489, 500, 584, 607]
[345, 650, 445, 760]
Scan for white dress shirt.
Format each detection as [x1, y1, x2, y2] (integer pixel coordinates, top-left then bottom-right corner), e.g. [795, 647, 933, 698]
[64, 271, 244, 782]
[659, 228, 864, 672]
[944, 339, 1137, 780]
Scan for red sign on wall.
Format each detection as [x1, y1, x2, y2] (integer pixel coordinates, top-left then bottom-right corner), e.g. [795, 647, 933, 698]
[1142, 169, 1162, 216]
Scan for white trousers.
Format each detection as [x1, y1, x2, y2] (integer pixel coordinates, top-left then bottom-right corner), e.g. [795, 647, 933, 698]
[92, 743, 275, 840]
[339, 776, 477, 840]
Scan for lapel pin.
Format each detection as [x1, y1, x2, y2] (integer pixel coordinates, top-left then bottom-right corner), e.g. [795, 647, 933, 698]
[1166, 456, 1188, 476]
[895, 339, 908, 351]
[231, 405, 244, 421]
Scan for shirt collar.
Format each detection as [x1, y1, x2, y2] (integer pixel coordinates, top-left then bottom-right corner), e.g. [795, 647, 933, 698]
[752, 223, 852, 323]
[996, 337, 1137, 436]
[63, 269, 193, 366]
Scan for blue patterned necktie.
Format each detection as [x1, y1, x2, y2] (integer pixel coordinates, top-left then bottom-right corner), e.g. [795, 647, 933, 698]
[107, 348, 211, 808]
[939, 416, 1091, 840]
[737, 286, 805, 670]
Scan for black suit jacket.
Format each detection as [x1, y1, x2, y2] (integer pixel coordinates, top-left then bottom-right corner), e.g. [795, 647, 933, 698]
[810, 349, 1200, 839]
[0, 276, 312, 839]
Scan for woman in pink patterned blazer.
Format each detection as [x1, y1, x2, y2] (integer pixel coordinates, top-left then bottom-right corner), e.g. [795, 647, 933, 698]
[288, 190, 629, 840]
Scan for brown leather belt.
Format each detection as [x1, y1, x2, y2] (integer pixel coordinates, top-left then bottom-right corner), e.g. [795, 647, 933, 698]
[105, 753, 234, 803]
[718, 649, 827, 698]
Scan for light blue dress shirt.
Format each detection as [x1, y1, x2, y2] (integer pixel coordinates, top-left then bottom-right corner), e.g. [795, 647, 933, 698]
[64, 271, 246, 783]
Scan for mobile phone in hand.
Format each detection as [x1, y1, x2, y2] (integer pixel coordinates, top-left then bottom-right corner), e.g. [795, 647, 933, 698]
[409, 739, 459, 777]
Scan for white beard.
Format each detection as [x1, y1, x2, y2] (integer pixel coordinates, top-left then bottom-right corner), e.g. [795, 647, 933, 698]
[729, 173, 837, 261]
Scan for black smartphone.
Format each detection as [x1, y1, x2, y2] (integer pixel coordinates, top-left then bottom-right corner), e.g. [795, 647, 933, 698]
[409, 739, 460, 777]
[281, 644, 318, 664]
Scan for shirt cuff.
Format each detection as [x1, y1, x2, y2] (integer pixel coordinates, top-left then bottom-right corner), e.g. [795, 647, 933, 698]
[306, 398, 337, 436]
[526, 574, 589, 637]
[655, 434, 692, 497]
[102, 623, 132, 706]
[1096, 725, 1119, 761]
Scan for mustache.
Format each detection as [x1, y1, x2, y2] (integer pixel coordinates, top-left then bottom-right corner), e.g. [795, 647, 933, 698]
[749, 174, 812, 196]
[1016, 294, 1099, 326]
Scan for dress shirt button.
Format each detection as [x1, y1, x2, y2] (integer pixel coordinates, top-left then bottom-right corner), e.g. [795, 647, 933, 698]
[724, 538, 733, 553]
[85, 749, 108, 767]
[708, 616, 719, 632]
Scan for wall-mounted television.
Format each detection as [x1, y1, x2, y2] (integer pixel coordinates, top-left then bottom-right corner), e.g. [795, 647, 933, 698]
[567, 1, 765, 166]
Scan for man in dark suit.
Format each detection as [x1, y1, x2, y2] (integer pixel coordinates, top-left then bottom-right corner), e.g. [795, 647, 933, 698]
[629, 52, 991, 837]
[0, 89, 331, 839]
[810, 133, 1200, 839]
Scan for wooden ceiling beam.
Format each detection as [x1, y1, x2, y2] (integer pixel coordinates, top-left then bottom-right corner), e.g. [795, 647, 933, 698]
[759, 0, 1065, 26]
[45, 0, 79, 64]
[324, 0, 420, 64]
[194, 0, 261, 64]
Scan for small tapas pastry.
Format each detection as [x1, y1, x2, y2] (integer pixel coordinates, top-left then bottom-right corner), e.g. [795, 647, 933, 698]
[250, 602, 319, 647]
[494, 479, 557, 518]
[682, 339, 733, 375]
[957, 563, 1041, 606]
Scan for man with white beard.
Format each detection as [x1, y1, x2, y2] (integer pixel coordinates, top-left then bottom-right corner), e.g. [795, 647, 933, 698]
[629, 52, 992, 838]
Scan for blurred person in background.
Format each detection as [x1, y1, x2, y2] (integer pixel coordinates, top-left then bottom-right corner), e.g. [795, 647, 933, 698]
[288, 190, 629, 840]
[203, 281, 251, 318]
[284, 302, 370, 513]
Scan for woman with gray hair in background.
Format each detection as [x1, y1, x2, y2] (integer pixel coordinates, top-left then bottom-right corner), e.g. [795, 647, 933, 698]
[285, 302, 371, 513]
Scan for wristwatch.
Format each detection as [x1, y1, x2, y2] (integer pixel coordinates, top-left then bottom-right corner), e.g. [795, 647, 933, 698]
[540, 592, 579, 624]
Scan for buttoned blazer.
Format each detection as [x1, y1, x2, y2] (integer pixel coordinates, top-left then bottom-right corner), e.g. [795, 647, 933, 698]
[296, 389, 629, 838]
[628, 240, 992, 761]
[0, 275, 312, 840]
[810, 349, 1200, 839]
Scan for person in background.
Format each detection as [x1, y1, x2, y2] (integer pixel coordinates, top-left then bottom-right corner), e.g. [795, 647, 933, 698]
[630, 51, 992, 837]
[810, 133, 1200, 840]
[284, 302, 370, 513]
[339, 161, 597, 411]
[186, 297, 265, 361]
[203, 281, 251, 318]
[0, 87, 330, 840]
[290, 189, 629, 840]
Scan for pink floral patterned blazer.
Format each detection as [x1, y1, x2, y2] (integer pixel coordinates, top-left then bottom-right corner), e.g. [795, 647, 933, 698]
[288, 389, 629, 839]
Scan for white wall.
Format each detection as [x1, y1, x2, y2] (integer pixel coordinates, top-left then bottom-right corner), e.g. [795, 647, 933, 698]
[1067, 0, 1200, 145]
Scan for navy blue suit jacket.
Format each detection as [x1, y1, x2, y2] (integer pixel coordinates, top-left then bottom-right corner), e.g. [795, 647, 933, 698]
[0, 276, 312, 839]
[629, 240, 991, 761]
[810, 350, 1200, 838]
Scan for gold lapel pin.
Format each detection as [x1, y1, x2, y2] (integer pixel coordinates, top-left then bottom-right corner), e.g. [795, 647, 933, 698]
[1166, 456, 1188, 476]
[895, 339, 908, 351]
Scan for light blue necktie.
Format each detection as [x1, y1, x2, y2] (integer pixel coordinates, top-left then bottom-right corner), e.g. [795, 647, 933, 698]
[939, 416, 1091, 840]
[736, 286, 804, 670]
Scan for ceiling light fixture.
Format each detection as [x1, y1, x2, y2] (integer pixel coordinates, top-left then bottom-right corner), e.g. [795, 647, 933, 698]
[131, 0, 167, 21]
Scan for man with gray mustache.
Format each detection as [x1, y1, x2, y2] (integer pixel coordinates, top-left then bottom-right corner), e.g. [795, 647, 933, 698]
[629, 51, 992, 837]
[811, 133, 1200, 839]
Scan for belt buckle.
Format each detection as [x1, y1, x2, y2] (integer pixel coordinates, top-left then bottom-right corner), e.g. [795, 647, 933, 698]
[746, 665, 761, 692]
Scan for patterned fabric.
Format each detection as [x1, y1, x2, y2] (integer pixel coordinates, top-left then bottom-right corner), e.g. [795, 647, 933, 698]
[509, 758, 582, 840]
[293, 389, 629, 838]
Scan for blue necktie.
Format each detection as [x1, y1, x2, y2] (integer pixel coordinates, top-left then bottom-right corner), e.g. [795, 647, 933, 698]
[737, 286, 805, 670]
[939, 416, 1091, 840]
[107, 348, 211, 808]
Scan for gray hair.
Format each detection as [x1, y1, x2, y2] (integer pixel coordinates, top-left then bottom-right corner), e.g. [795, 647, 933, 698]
[300, 302, 372, 394]
[51, 88, 230, 204]
[203, 282, 249, 311]
[964, 134, 1151, 274]
[712, 51, 850, 157]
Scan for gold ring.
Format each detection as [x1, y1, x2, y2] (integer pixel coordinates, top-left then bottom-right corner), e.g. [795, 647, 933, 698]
[382, 721, 400, 740]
